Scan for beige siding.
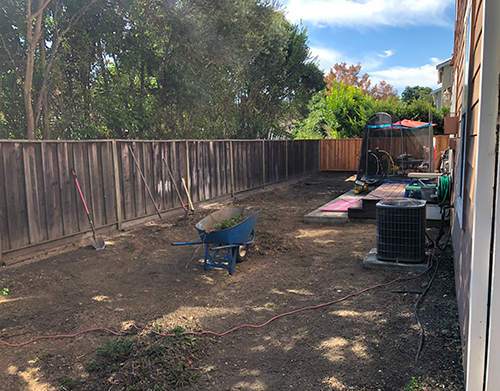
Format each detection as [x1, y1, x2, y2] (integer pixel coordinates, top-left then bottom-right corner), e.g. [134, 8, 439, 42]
[451, 0, 483, 377]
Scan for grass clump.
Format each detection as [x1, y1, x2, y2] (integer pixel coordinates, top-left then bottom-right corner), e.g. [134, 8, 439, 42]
[97, 339, 135, 360]
[60, 375, 79, 390]
[405, 377, 422, 391]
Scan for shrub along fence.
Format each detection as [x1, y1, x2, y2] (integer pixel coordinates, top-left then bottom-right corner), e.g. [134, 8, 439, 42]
[0, 139, 320, 261]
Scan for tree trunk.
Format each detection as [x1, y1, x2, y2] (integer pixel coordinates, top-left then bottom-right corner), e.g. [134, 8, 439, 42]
[41, 35, 50, 139]
[24, 0, 45, 140]
[24, 47, 36, 140]
[23, 0, 96, 139]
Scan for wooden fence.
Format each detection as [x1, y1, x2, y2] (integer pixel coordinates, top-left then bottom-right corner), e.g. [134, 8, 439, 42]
[434, 135, 450, 168]
[320, 136, 450, 171]
[0, 139, 319, 260]
[320, 138, 363, 171]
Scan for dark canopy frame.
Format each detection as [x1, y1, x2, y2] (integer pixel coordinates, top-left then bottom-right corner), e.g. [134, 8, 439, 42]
[356, 112, 433, 182]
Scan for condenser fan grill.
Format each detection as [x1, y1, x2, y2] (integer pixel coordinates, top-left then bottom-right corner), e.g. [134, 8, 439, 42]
[376, 199, 426, 263]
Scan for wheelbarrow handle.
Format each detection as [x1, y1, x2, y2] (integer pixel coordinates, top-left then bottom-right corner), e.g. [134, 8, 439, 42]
[172, 241, 204, 246]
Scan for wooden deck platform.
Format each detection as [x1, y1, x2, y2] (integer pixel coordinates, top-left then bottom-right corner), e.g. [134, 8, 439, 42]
[348, 182, 407, 219]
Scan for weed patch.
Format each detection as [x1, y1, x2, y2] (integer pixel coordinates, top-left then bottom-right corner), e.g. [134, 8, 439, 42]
[405, 377, 422, 391]
[83, 327, 208, 390]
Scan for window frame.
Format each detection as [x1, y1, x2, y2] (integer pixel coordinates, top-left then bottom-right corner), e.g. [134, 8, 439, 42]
[455, 3, 472, 229]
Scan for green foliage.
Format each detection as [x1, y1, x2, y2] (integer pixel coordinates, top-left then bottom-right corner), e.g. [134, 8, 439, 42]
[60, 375, 80, 390]
[294, 82, 447, 138]
[85, 359, 102, 373]
[291, 93, 330, 139]
[171, 326, 186, 336]
[1, 0, 324, 139]
[173, 362, 197, 387]
[85, 331, 201, 389]
[0, 288, 8, 297]
[213, 213, 244, 230]
[404, 377, 422, 391]
[401, 86, 434, 105]
[97, 339, 135, 361]
[293, 81, 373, 139]
[152, 321, 164, 333]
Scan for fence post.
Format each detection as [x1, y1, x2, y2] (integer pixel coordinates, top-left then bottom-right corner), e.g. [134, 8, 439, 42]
[285, 140, 289, 181]
[111, 140, 123, 230]
[303, 141, 307, 176]
[318, 140, 321, 172]
[185, 140, 191, 191]
[230, 140, 235, 197]
[262, 140, 265, 188]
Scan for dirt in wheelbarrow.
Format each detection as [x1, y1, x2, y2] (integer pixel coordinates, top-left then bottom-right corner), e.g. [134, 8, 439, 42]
[0, 172, 464, 391]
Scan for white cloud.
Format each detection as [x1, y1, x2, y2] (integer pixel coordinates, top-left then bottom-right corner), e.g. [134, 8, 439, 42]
[378, 50, 395, 58]
[368, 60, 441, 91]
[282, 0, 454, 28]
[309, 46, 347, 71]
[309, 47, 395, 75]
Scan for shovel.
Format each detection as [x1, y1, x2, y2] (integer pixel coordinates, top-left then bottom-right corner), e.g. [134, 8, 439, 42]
[162, 157, 189, 218]
[71, 169, 105, 250]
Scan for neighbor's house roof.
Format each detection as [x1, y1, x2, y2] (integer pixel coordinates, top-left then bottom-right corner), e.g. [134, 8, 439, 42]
[436, 58, 452, 69]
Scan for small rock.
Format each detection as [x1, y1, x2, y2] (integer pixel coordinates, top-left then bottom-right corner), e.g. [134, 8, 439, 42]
[421, 281, 429, 288]
[441, 329, 451, 337]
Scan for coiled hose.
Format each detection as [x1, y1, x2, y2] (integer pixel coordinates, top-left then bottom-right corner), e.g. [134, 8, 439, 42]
[438, 175, 451, 207]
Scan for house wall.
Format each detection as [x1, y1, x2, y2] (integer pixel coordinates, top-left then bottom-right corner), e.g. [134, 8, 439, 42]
[442, 63, 454, 93]
[451, 0, 483, 379]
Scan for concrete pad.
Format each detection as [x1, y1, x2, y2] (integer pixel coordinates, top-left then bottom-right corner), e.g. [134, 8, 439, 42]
[303, 189, 363, 225]
[362, 248, 429, 272]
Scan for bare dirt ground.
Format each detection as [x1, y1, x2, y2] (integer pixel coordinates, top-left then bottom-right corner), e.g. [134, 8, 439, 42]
[0, 172, 464, 391]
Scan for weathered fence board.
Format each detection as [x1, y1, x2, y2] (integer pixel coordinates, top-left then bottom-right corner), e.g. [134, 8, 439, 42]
[23, 144, 45, 244]
[101, 142, 116, 225]
[57, 143, 76, 236]
[4, 143, 29, 249]
[265, 140, 286, 184]
[41, 143, 63, 240]
[0, 143, 5, 256]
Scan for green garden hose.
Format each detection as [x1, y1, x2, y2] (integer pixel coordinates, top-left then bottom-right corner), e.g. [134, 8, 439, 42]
[438, 176, 451, 206]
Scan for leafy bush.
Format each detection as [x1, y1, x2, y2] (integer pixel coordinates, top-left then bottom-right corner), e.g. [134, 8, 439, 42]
[213, 213, 244, 230]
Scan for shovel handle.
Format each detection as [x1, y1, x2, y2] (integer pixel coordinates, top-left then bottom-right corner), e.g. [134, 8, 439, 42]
[181, 178, 195, 211]
[71, 170, 90, 216]
[162, 157, 187, 211]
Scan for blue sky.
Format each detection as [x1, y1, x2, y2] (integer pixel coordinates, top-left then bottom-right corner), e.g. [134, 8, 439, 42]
[280, 0, 456, 93]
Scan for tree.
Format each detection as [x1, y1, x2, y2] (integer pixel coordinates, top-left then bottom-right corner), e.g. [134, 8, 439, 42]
[293, 81, 373, 139]
[8, 0, 98, 139]
[294, 77, 448, 139]
[325, 62, 398, 100]
[1, 0, 323, 140]
[401, 86, 434, 105]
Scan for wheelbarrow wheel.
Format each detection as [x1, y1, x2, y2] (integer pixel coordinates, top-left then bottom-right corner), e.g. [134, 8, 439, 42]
[236, 245, 248, 263]
[236, 230, 254, 263]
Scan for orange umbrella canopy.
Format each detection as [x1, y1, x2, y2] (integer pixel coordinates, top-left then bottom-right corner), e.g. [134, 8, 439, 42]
[395, 119, 436, 128]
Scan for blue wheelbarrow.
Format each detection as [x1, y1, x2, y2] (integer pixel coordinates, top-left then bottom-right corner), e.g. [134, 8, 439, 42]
[172, 207, 261, 275]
